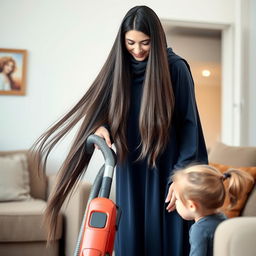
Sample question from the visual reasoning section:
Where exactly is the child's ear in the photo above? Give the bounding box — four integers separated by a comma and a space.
187, 200, 198, 212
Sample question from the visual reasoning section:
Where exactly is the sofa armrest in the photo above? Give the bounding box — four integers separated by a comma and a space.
62, 180, 92, 256
214, 217, 256, 256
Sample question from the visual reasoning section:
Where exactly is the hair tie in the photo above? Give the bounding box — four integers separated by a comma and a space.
223, 172, 231, 180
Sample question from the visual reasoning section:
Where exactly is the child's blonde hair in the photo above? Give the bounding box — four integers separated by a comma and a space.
172, 165, 254, 210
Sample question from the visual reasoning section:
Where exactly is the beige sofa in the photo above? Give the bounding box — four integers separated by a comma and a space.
0, 150, 92, 256
208, 142, 256, 256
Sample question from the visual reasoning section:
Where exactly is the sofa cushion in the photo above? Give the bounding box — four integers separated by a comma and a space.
210, 163, 256, 218
0, 199, 62, 242
0, 241, 59, 256
0, 150, 47, 200
0, 153, 31, 201
209, 142, 256, 166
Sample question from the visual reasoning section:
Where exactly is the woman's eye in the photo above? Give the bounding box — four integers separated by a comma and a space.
142, 41, 150, 45
127, 41, 134, 45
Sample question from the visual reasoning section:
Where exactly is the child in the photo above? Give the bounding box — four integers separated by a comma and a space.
171, 164, 254, 256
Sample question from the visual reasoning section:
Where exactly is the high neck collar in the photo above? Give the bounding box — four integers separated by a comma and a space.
130, 56, 148, 77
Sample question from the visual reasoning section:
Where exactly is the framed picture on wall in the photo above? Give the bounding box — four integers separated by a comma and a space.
0, 48, 27, 95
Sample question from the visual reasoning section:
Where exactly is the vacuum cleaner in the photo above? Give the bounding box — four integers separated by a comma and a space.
73, 134, 121, 256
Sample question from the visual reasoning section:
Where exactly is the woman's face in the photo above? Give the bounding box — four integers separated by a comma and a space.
125, 30, 151, 61
3, 61, 14, 74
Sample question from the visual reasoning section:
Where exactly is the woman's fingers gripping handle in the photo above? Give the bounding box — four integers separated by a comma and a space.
94, 126, 112, 148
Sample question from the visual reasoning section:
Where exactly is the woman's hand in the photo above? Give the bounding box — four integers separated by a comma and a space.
94, 126, 112, 148
165, 183, 176, 212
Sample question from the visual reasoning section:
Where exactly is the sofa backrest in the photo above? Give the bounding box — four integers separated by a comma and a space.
0, 150, 47, 200
208, 142, 256, 167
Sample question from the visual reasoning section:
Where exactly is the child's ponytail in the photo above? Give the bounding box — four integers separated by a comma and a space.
223, 169, 254, 208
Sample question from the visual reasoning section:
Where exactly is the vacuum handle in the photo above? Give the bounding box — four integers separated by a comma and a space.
85, 134, 116, 168
85, 134, 116, 198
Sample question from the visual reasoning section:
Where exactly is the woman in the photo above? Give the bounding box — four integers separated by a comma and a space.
32, 5, 208, 256
0, 57, 16, 90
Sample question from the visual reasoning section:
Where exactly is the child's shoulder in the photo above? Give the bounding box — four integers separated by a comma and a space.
207, 213, 227, 222
193, 213, 227, 233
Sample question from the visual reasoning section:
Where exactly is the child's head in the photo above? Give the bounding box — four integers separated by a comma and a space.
171, 165, 254, 220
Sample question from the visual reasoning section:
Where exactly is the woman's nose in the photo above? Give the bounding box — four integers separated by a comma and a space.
133, 45, 142, 54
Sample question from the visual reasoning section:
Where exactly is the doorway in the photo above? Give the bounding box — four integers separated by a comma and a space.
162, 20, 235, 148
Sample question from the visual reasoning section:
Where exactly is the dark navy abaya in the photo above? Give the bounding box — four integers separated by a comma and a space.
115, 48, 208, 256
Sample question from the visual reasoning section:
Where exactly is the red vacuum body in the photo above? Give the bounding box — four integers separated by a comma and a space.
79, 198, 117, 256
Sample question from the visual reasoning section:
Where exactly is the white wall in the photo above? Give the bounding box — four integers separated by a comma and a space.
232, 0, 256, 146
248, 0, 256, 146
0, 0, 236, 182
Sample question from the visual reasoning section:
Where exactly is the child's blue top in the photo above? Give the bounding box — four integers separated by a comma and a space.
189, 213, 227, 256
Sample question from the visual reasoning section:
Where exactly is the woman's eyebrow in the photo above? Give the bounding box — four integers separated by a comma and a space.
126, 38, 150, 43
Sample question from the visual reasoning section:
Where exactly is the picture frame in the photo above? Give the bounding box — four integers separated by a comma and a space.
0, 48, 27, 95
